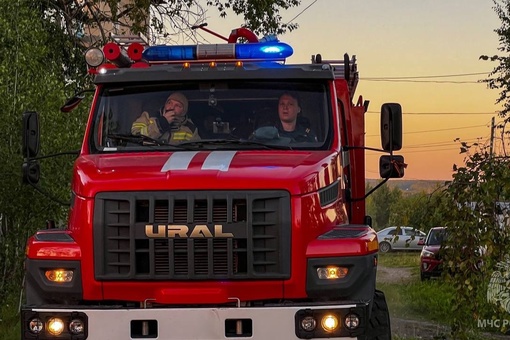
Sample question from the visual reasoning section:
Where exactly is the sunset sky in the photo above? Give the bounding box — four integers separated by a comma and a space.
191, 0, 504, 180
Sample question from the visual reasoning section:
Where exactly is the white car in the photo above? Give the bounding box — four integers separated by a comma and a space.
377, 226, 426, 253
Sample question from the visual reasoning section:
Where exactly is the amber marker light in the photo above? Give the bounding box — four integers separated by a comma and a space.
235, 61, 243, 67
183, 62, 191, 69
316, 266, 348, 279
47, 317, 65, 336
209, 61, 217, 68
367, 235, 379, 252
45, 269, 74, 283
321, 314, 339, 332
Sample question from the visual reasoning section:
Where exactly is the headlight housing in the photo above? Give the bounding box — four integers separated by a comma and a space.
420, 249, 435, 258
295, 307, 365, 338
23, 311, 88, 339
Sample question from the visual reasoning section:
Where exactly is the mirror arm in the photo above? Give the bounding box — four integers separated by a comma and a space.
350, 177, 389, 202
25, 176, 70, 207
29, 150, 80, 161
343, 145, 386, 153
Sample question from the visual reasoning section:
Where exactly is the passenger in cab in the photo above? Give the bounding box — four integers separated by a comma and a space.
131, 92, 200, 143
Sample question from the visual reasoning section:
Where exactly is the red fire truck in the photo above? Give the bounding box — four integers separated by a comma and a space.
21, 27, 404, 339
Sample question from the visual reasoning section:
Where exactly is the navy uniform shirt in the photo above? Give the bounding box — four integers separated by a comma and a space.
277, 124, 318, 143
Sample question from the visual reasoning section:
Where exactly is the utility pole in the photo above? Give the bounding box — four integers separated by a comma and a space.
489, 116, 495, 158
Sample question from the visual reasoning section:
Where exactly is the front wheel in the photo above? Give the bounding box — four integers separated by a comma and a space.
420, 271, 430, 281
379, 242, 391, 253
364, 289, 391, 340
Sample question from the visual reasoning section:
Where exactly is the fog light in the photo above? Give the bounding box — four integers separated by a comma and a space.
300, 316, 317, 331
345, 314, 360, 330
317, 266, 348, 279
47, 317, 65, 336
28, 318, 43, 334
45, 269, 74, 283
69, 319, 85, 334
321, 314, 339, 332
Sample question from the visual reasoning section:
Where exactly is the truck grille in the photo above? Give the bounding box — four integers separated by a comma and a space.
93, 191, 291, 280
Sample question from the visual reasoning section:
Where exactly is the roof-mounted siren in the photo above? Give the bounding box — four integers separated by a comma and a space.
111, 34, 148, 63
103, 42, 132, 68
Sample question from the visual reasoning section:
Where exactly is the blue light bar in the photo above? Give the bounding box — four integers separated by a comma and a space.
143, 45, 196, 61
235, 42, 293, 59
143, 42, 293, 62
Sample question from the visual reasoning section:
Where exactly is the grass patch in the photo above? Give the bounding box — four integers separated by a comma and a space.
377, 252, 454, 325
0, 294, 21, 340
378, 279, 454, 324
378, 252, 421, 268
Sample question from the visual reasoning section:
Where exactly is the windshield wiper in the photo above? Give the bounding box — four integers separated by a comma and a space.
179, 139, 293, 150
107, 133, 168, 146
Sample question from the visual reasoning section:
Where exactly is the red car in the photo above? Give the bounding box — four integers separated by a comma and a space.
420, 227, 447, 281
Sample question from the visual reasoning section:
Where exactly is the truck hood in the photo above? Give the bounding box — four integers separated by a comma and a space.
73, 150, 340, 198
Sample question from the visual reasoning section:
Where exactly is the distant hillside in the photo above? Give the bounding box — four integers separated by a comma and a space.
366, 179, 447, 195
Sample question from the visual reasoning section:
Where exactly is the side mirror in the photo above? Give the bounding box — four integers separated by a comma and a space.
22, 160, 40, 184
418, 239, 425, 246
22, 111, 40, 158
380, 103, 402, 151
379, 155, 405, 178
60, 93, 85, 113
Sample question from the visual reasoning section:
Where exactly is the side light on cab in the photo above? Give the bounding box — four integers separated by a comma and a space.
45, 269, 74, 283
316, 266, 348, 279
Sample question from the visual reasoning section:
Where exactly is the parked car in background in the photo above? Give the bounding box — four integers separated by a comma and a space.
377, 226, 426, 253
420, 227, 447, 281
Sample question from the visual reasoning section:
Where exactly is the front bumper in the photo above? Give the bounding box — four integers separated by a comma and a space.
22, 303, 368, 340
420, 258, 442, 276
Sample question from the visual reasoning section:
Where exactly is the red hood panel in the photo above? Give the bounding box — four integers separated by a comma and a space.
73, 150, 340, 197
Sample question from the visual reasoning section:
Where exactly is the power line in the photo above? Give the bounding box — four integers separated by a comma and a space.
405, 138, 483, 149
366, 124, 488, 138
362, 79, 481, 84
367, 111, 497, 115
286, 0, 318, 25
363, 72, 490, 80
404, 124, 488, 135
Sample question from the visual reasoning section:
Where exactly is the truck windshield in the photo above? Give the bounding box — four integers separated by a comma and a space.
89, 81, 331, 152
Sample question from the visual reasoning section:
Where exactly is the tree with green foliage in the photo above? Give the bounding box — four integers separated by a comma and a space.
389, 186, 448, 233
0, 1, 87, 333
39, 0, 300, 49
366, 183, 402, 230
437, 1, 510, 337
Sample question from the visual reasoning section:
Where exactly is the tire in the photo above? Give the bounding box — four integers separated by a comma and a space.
420, 271, 429, 281
379, 242, 391, 253
364, 289, 391, 340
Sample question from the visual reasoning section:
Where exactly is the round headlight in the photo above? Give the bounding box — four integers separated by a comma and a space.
47, 317, 65, 336
28, 318, 43, 334
344, 313, 360, 330
301, 316, 317, 331
85, 48, 105, 67
69, 319, 85, 334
